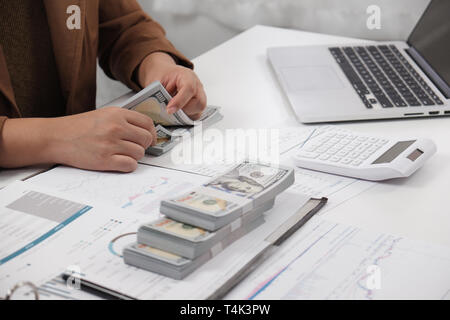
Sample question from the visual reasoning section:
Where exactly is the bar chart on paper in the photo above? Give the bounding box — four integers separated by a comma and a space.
0, 181, 152, 298
0, 190, 91, 266
226, 218, 450, 300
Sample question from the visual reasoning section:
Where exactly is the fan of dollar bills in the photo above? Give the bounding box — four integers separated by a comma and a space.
120, 81, 223, 156
123, 161, 295, 280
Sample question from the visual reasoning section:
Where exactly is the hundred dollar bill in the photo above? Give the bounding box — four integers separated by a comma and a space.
161, 161, 294, 230
146, 217, 212, 242
120, 81, 188, 126
120, 81, 222, 126
138, 198, 274, 259
124, 216, 265, 280
146, 125, 180, 156
120, 81, 223, 155
171, 192, 238, 216
205, 162, 290, 199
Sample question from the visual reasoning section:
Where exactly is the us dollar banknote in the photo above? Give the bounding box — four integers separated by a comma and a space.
160, 161, 294, 230
146, 125, 181, 156
119, 81, 223, 156
138, 198, 273, 259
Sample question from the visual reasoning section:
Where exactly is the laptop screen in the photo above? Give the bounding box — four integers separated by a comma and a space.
407, 0, 450, 89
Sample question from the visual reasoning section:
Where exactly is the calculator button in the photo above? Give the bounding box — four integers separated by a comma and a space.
355, 145, 368, 153
343, 146, 355, 152
349, 151, 360, 158
366, 146, 379, 154
351, 160, 363, 166
376, 140, 388, 147
357, 137, 368, 142
319, 154, 331, 160
337, 150, 349, 157
327, 147, 340, 154
330, 156, 341, 162
340, 158, 352, 165
316, 146, 328, 153
359, 152, 372, 160
368, 138, 379, 143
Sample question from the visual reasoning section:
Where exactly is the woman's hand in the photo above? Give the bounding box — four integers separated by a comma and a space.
0, 107, 157, 172
53, 107, 157, 172
137, 52, 207, 120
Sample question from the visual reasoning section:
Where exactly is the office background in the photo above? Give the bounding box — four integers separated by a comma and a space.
96, 0, 430, 107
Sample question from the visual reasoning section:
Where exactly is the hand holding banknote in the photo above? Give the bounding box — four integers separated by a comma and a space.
120, 81, 223, 156
137, 52, 207, 120
52, 107, 157, 172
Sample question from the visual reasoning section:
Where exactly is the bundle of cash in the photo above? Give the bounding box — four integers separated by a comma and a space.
123, 216, 264, 280
137, 198, 274, 259
123, 161, 295, 280
148, 125, 180, 156
120, 81, 223, 156
160, 161, 295, 231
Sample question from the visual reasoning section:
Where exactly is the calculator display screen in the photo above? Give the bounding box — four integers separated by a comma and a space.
372, 140, 416, 164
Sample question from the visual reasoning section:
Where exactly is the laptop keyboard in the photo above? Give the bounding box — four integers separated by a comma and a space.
329, 45, 443, 109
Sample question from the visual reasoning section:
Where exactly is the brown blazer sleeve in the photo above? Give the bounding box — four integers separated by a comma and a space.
98, 0, 193, 92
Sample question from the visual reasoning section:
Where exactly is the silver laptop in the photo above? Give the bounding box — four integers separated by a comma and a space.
268, 0, 450, 123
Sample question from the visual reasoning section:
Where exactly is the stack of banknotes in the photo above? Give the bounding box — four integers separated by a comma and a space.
120, 81, 223, 156
123, 161, 295, 280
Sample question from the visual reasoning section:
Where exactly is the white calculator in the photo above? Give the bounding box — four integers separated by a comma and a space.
293, 126, 437, 181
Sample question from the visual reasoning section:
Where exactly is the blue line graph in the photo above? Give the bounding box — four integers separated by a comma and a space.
121, 177, 169, 208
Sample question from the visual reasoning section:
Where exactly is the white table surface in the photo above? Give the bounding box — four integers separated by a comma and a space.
192, 25, 450, 247
2, 25, 449, 249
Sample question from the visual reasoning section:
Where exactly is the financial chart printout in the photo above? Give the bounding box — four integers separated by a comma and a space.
54, 191, 309, 299
0, 190, 91, 265
0, 181, 147, 297
28, 161, 378, 299
226, 218, 450, 300
29, 164, 208, 217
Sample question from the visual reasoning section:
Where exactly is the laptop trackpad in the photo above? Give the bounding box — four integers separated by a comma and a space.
281, 66, 344, 91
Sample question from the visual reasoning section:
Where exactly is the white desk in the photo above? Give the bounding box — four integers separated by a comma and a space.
190, 25, 450, 248
1, 25, 449, 299
3, 25, 449, 246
